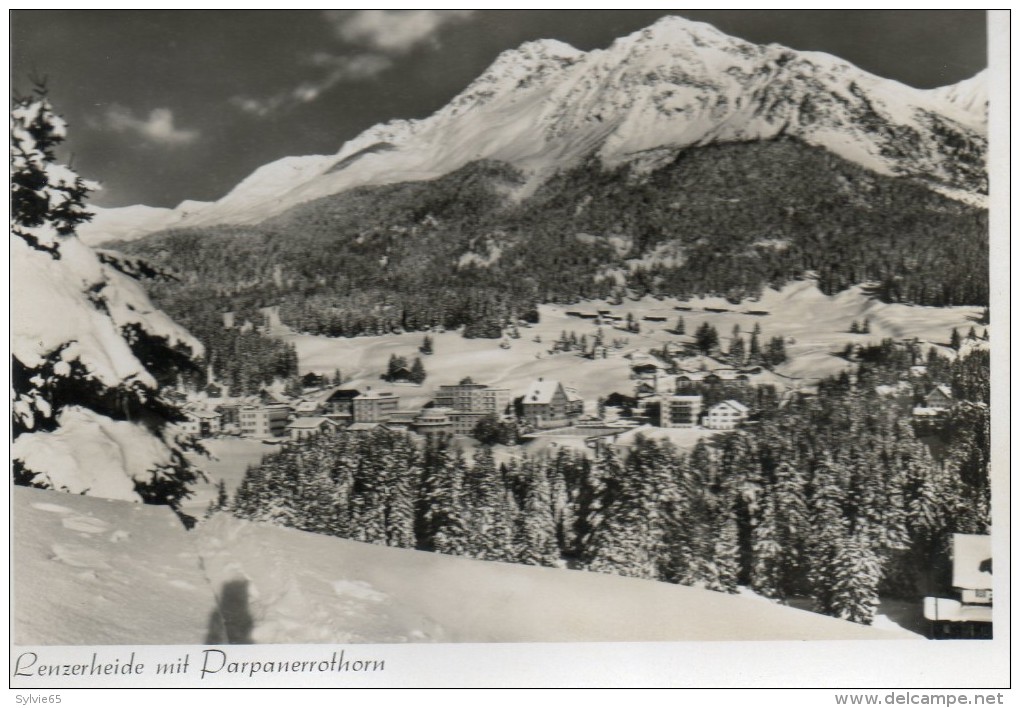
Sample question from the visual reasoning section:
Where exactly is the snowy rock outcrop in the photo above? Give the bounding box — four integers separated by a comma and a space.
90, 15, 987, 239
12, 95, 204, 506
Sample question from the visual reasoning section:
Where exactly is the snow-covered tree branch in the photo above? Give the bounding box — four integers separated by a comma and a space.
11, 89, 206, 515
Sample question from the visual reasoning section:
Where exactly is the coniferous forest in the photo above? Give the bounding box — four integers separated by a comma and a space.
220, 349, 990, 626
121, 139, 987, 344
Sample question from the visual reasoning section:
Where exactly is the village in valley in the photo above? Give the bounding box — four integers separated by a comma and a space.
178, 291, 989, 456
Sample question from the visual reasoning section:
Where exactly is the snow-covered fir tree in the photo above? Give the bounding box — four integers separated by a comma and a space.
11, 89, 204, 515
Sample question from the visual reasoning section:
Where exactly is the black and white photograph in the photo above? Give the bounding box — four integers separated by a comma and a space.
9, 9, 1008, 691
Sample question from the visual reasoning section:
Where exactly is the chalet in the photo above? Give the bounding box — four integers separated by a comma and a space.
353, 388, 399, 423
635, 381, 658, 399
181, 409, 222, 438
322, 388, 361, 415
387, 365, 414, 384
286, 416, 337, 441
564, 387, 584, 418
631, 362, 660, 379
661, 394, 702, 429
294, 400, 326, 416
923, 534, 992, 639
521, 378, 582, 429
703, 400, 749, 430
953, 533, 993, 605
239, 404, 291, 438
643, 315, 668, 322
925, 385, 953, 409
604, 392, 637, 409
259, 389, 293, 407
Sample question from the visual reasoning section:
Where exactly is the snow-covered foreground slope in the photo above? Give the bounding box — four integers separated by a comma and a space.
90, 16, 986, 240
13, 486, 912, 645
12, 486, 222, 645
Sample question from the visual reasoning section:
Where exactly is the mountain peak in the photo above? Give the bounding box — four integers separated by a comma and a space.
91, 16, 987, 237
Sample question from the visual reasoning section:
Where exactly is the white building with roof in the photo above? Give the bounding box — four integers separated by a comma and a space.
353, 388, 399, 423
925, 384, 954, 409
521, 378, 582, 429
703, 399, 749, 430
239, 404, 291, 438
286, 416, 337, 441
181, 409, 222, 438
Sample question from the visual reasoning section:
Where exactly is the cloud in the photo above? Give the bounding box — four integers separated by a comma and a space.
233, 10, 474, 117
101, 105, 198, 145
324, 10, 475, 55
231, 52, 394, 116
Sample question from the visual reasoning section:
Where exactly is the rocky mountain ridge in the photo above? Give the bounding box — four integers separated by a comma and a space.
80, 16, 987, 245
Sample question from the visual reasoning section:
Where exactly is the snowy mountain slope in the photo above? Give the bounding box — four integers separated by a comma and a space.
12, 487, 912, 645
78, 201, 216, 246
194, 513, 911, 643
12, 486, 222, 645
91, 16, 986, 240
926, 69, 988, 125
77, 205, 176, 246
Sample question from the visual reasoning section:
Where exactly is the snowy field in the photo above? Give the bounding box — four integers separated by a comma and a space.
277, 281, 983, 408
12, 486, 222, 645
13, 487, 916, 645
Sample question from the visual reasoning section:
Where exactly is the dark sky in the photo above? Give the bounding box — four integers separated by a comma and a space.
11, 10, 988, 209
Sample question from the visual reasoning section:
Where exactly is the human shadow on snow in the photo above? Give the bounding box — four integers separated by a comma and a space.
205, 579, 254, 644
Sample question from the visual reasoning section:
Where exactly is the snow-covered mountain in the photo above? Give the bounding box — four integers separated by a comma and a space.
926, 68, 988, 123
77, 201, 214, 246
89, 16, 987, 242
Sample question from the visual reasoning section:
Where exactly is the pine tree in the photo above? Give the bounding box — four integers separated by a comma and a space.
729, 336, 745, 363
674, 316, 686, 335
205, 479, 230, 518
11, 88, 204, 517
695, 322, 719, 354
384, 433, 421, 549
419, 441, 470, 555
950, 327, 961, 351
409, 357, 427, 384
419, 334, 434, 355
585, 436, 670, 580
749, 327, 762, 362
825, 531, 882, 625
513, 460, 560, 567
